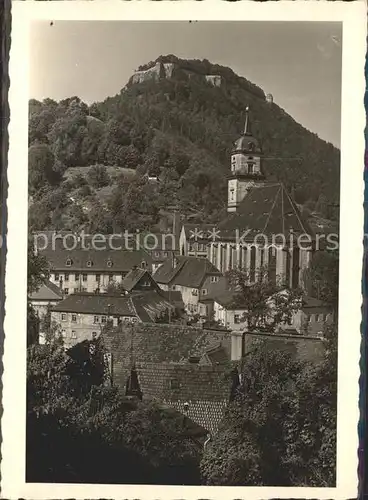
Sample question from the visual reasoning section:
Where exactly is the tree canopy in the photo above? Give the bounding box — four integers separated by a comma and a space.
28, 55, 340, 233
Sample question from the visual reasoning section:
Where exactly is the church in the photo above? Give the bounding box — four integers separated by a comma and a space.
179, 107, 315, 289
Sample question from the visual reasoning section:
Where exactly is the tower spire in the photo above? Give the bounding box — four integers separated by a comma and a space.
244, 106, 250, 135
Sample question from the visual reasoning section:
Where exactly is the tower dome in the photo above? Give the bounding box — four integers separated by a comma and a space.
228, 107, 265, 213
232, 107, 262, 155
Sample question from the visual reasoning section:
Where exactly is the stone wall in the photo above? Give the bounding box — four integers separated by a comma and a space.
102, 322, 231, 391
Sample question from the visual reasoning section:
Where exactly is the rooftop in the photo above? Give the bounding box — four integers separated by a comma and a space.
28, 280, 63, 301
51, 290, 175, 322
219, 182, 314, 238
154, 255, 222, 288
135, 362, 232, 435
40, 248, 153, 273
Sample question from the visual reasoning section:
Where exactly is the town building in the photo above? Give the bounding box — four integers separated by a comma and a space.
153, 255, 224, 317
50, 290, 177, 347
42, 248, 153, 295
121, 267, 160, 293
28, 280, 63, 319
179, 108, 315, 289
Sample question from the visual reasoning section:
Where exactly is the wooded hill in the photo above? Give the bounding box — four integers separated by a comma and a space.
28, 55, 340, 233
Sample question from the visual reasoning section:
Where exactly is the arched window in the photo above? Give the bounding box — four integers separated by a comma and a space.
66, 258, 72, 267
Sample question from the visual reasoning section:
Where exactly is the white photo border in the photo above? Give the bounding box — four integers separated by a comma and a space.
2, 1, 366, 499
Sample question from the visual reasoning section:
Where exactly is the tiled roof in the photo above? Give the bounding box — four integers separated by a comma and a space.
154, 256, 222, 288
40, 248, 153, 273
131, 291, 175, 323
121, 268, 157, 292
103, 322, 231, 366
135, 362, 231, 435
52, 293, 135, 316
219, 182, 314, 238
159, 290, 185, 309
51, 290, 174, 322
29, 280, 63, 301
212, 290, 247, 310
201, 343, 230, 365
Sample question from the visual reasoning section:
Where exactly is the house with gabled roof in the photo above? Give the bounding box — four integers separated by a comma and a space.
153, 255, 223, 317
29, 280, 63, 317
28, 280, 64, 344
121, 267, 160, 293
50, 290, 177, 348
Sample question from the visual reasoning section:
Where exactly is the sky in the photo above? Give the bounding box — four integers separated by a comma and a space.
30, 21, 342, 147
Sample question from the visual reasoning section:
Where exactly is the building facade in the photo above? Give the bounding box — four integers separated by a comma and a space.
179, 108, 315, 289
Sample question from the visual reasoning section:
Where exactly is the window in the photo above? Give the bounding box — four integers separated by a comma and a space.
74, 288, 79, 293
107, 260, 113, 268
61, 329, 66, 338
192, 289, 198, 296
94, 316, 100, 324
141, 261, 147, 269
82, 287, 87, 292
55, 273, 60, 281
71, 331, 77, 339
155, 251, 160, 258
61, 313, 67, 321
64, 273, 69, 282
75, 273, 80, 280
210, 276, 219, 283
234, 314, 241, 324
96, 274, 101, 282
82, 274, 87, 281
163, 252, 168, 258
170, 379, 180, 390
64, 288, 69, 295
66, 258, 72, 267
171, 285, 176, 291
71, 314, 77, 322
202, 289, 208, 295
101, 316, 107, 324
248, 163, 254, 174
87, 260, 93, 267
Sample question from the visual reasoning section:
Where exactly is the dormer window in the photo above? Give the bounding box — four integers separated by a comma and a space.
87, 260, 93, 268
107, 259, 113, 268
248, 141, 255, 151
66, 258, 72, 267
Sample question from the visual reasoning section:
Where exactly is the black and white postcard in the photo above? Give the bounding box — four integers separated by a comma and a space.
2, 2, 366, 499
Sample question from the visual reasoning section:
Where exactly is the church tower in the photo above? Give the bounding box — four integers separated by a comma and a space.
227, 107, 265, 212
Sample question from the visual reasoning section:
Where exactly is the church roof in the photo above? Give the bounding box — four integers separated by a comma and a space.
220, 182, 314, 239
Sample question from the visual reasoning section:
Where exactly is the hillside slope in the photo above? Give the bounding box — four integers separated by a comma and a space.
28, 55, 340, 233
